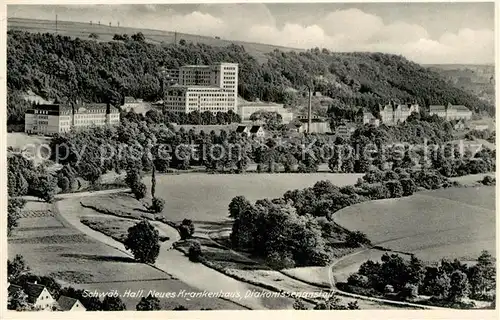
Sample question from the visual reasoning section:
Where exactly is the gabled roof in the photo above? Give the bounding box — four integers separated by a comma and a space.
450, 105, 470, 112
429, 105, 446, 112
57, 296, 80, 311
8, 284, 23, 295
249, 125, 263, 133
24, 283, 47, 302
124, 96, 137, 103
236, 125, 248, 132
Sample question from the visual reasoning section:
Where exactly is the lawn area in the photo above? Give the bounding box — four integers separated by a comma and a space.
9, 212, 170, 284
139, 173, 362, 222
334, 186, 495, 263
7, 132, 49, 149
80, 216, 171, 243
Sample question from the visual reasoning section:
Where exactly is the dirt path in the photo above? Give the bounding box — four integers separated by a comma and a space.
55, 196, 284, 310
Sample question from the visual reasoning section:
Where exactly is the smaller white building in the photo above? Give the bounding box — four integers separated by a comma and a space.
57, 296, 86, 311
336, 123, 357, 139
237, 101, 294, 124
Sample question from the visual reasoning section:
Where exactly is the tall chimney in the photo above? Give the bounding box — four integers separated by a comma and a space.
307, 87, 312, 134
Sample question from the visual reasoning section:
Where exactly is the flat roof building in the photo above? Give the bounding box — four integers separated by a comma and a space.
164, 62, 238, 114
237, 101, 294, 124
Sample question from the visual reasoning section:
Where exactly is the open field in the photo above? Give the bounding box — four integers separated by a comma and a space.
7, 132, 49, 149
142, 173, 363, 222
8, 17, 302, 63
81, 173, 362, 223
9, 200, 244, 310
334, 186, 495, 263
449, 172, 496, 186
8, 202, 170, 284
80, 216, 171, 243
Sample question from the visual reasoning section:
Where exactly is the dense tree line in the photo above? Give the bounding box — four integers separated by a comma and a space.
228, 168, 455, 268
345, 250, 496, 308
7, 31, 493, 126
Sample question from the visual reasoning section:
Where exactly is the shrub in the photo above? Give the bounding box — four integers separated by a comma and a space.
308, 248, 332, 266
399, 283, 419, 300
481, 175, 496, 186
385, 180, 404, 198
293, 299, 308, 310
348, 274, 370, 288
346, 231, 371, 247
400, 178, 417, 196
173, 305, 188, 310
266, 250, 296, 269
58, 176, 70, 193
179, 219, 195, 240
132, 182, 147, 200
136, 294, 161, 311
384, 284, 395, 294
149, 197, 165, 213
188, 240, 202, 262
124, 220, 160, 263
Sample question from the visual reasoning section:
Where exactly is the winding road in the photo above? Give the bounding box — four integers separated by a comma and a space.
53, 188, 451, 310
54, 190, 291, 310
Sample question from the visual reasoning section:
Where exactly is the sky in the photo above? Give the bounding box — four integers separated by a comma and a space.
7, 2, 496, 64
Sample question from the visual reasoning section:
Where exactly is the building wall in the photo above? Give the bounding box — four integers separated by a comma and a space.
70, 301, 86, 311
298, 122, 331, 134
25, 105, 120, 135
238, 104, 294, 124
174, 63, 238, 112
34, 288, 55, 310
165, 87, 232, 113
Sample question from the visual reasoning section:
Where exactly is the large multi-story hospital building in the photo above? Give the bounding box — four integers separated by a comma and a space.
163, 62, 238, 114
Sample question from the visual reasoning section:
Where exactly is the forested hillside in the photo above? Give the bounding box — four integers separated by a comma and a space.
7, 30, 493, 125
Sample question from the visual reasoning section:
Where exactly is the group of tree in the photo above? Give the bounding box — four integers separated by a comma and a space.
124, 220, 161, 264
7, 30, 493, 127
228, 166, 462, 269
112, 32, 146, 42
8, 255, 127, 311
345, 251, 496, 307
159, 109, 241, 125
293, 295, 360, 310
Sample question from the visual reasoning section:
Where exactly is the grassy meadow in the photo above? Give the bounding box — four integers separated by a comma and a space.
141, 173, 363, 222
8, 17, 302, 63
334, 186, 495, 263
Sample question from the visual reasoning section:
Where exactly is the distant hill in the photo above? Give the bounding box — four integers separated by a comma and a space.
424, 64, 495, 108
7, 17, 303, 63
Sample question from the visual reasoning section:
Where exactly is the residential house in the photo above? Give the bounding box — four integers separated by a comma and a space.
9, 282, 56, 310
355, 108, 380, 127
474, 124, 490, 131
121, 96, 144, 112
451, 119, 466, 131
297, 119, 332, 134
57, 296, 86, 311
237, 101, 294, 124
236, 125, 250, 136
336, 123, 357, 139
249, 125, 265, 138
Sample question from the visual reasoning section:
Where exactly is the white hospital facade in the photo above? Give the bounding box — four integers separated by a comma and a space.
163, 62, 238, 114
